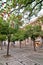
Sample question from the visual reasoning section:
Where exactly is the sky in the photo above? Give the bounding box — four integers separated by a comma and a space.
2, 0, 6, 2
38, 9, 43, 17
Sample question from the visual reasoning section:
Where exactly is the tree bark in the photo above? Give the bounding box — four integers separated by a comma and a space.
1, 41, 3, 50
41, 37, 43, 48
7, 35, 10, 56
33, 40, 36, 51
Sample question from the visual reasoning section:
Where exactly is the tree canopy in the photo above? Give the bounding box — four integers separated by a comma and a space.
0, 0, 43, 19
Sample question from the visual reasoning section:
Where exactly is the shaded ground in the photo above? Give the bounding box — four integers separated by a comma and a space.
0, 44, 43, 65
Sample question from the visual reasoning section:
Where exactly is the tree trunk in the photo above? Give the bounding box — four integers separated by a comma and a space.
1, 41, 3, 50
42, 38, 43, 46
7, 35, 10, 56
20, 41, 21, 48
41, 37, 43, 47
40, 37, 43, 48
33, 40, 36, 51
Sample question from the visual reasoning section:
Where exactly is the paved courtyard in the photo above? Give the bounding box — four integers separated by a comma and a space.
0, 44, 43, 65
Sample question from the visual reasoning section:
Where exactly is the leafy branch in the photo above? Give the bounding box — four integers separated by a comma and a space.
29, 0, 43, 16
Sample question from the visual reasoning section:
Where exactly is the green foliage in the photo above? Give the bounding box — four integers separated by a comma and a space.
11, 29, 25, 41
0, 0, 43, 18
18, 30, 25, 41
12, 0, 16, 7
0, 16, 3, 23
8, 14, 23, 29
0, 23, 17, 35
37, 16, 43, 23
24, 24, 41, 40
0, 34, 7, 41
31, 25, 41, 40
40, 31, 43, 38
25, 25, 33, 37
32, 25, 41, 32
11, 0, 43, 18
36, 0, 41, 3
12, 0, 32, 6
11, 24, 41, 41
0, 13, 23, 42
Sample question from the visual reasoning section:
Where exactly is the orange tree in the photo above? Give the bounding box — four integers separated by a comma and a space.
0, 13, 23, 56
25, 24, 41, 51
0, 16, 16, 56
31, 25, 41, 51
